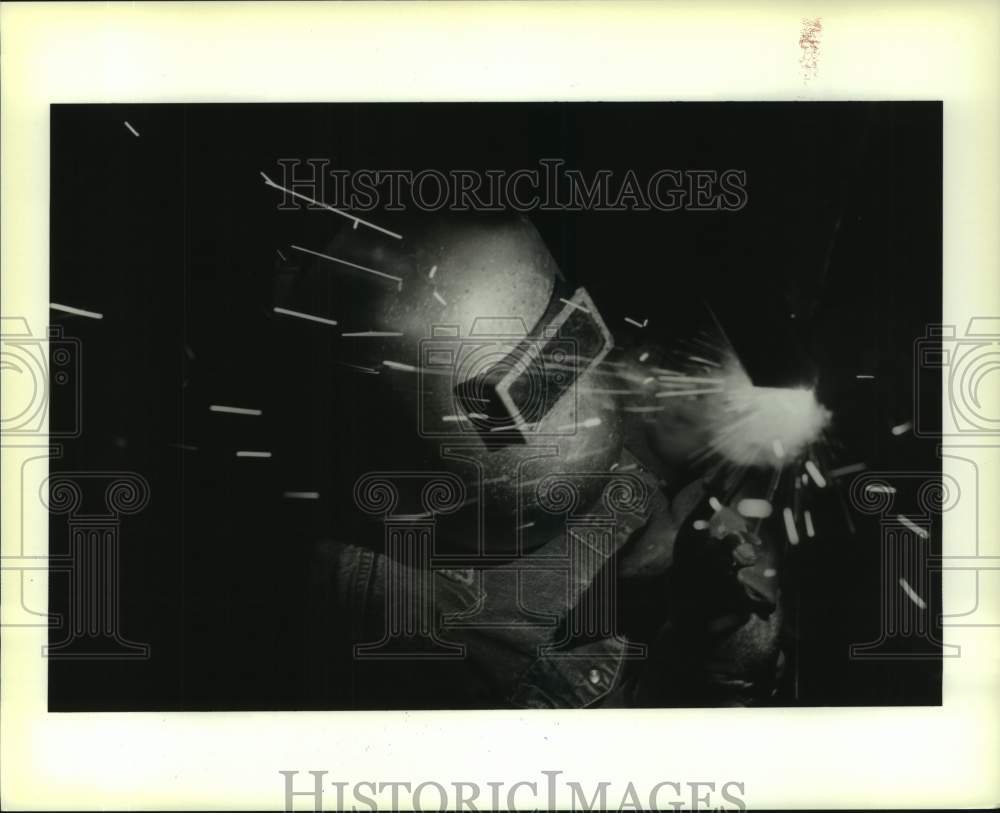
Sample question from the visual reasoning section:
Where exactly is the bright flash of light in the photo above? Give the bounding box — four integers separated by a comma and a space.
705, 356, 832, 469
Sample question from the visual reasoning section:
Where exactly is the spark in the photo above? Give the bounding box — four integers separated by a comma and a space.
639, 352, 650, 363
291, 244, 403, 286
706, 357, 831, 468
897, 515, 929, 539
559, 297, 590, 314
383, 359, 418, 373
50, 302, 103, 320
556, 417, 602, 431
804, 509, 816, 538
517, 521, 536, 530
209, 405, 262, 416
236, 451, 272, 459
334, 361, 380, 375
489, 422, 538, 433
891, 420, 913, 436
693, 519, 710, 530
124, 121, 140, 137
658, 376, 722, 386
433, 290, 448, 306
276, 248, 287, 261
443, 413, 488, 422
782, 507, 800, 545
428, 265, 437, 279
283, 491, 320, 500
801, 473, 809, 484
856, 374, 875, 380
624, 317, 648, 328
688, 355, 721, 368
865, 484, 896, 494
260, 172, 402, 240
898, 577, 927, 609
708, 496, 723, 512
737, 498, 773, 519
341, 331, 403, 337
772, 439, 786, 459
804, 460, 827, 488
642, 377, 655, 386
830, 462, 867, 477
763, 568, 777, 578
655, 388, 725, 398
273, 306, 337, 327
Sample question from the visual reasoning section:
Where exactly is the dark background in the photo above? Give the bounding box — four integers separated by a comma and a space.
49, 102, 942, 710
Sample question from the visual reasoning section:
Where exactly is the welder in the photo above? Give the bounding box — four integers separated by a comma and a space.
292, 213, 791, 708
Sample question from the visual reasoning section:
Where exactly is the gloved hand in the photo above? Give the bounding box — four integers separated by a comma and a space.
629, 491, 786, 706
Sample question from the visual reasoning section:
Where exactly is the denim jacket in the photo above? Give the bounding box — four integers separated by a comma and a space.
309, 451, 783, 709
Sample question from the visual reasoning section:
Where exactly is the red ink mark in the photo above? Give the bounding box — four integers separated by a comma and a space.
799, 17, 823, 83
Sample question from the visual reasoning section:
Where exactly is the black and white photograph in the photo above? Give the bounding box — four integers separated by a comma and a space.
46, 101, 943, 711
2, 3, 998, 811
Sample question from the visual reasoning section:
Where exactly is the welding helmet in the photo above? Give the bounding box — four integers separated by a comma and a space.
275, 214, 623, 554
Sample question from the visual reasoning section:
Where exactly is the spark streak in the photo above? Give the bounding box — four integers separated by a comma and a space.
782, 507, 800, 545
433, 290, 448, 306
556, 417, 602, 431
236, 451, 272, 459
124, 121, 140, 137
804, 510, 816, 538
335, 361, 380, 375
898, 577, 927, 609
891, 420, 913, 436
341, 331, 403, 337
737, 498, 773, 519
624, 317, 648, 328
260, 172, 402, 239
655, 388, 725, 399
830, 462, 867, 477
273, 306, 338, 327
897, 515, 929, 539
428, 265, 437, 279
291, 244, 403, 286
804, 460, 827, 488
50, 303, 103, 320
559, 297, 590, 314
383, 360, 418, 373
209, 405, 262, 416
283, 491, 320, 500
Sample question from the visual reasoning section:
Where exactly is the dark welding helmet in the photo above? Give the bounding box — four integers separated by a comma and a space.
276, 214, 623, 554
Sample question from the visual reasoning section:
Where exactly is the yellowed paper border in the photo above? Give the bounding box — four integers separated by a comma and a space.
2, 1, 998, 809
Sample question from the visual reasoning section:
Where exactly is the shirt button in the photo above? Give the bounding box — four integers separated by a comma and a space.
588, 668, 601, 685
